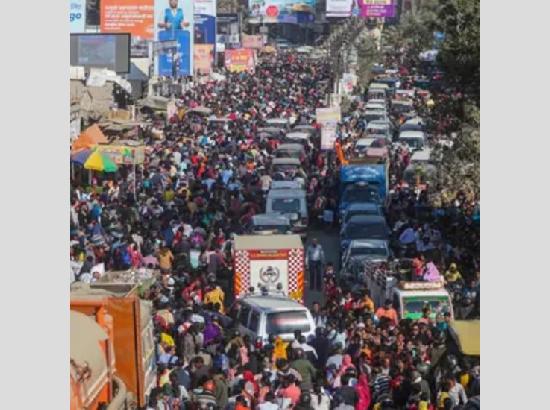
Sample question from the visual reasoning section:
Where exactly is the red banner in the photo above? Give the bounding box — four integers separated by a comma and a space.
224, 49, 255, 73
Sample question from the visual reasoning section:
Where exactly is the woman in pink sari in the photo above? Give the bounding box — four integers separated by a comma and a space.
355, 373, 371, 410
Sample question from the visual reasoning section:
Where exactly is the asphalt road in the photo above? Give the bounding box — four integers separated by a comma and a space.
303, 226, 341, 308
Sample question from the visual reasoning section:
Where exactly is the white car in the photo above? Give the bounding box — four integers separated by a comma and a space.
227, 294, 316, 343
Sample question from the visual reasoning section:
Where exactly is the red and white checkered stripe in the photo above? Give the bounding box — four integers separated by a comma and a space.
288, 248, 304, 295
234, 250, 251, 297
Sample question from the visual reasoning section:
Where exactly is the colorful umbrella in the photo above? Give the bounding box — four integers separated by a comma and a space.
70, 148, 92, 165
84, 150, 118, 173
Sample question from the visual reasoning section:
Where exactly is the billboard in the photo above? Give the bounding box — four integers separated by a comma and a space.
194, 0, 216, 45
248, 0, 317, 24
242, 34, 264, 49
154, 0, 194, 77
70, 33, 131, 73
100, 0, 154, 39
317, 106, 341, 150
194, 44, 214, 75
326, 0, 355, 17
217, 13, 240, 48
359, 0, 396, 18
70, 0, 87, 33
225, 49, 255, 73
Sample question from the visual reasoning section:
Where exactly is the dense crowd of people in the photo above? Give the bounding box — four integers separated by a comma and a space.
70, 44, 479, 410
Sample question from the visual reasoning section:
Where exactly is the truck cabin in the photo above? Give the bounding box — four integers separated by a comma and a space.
446, 320, 481, 369
393, 282, 454, 321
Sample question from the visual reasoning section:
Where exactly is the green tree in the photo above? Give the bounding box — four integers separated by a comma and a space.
436, 0, 480, 100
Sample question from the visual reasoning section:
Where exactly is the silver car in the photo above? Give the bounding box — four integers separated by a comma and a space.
228, 294, 316, 343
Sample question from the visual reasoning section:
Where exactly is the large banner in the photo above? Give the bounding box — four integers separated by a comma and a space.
242, 34, 264, 49
194, 0, 217, 44
217, 14, 240, 48
248, 0, 317, 23
154, 0, 194, 77
194, 44, 214, 74
317, 106, 341, 150
100, 0, 154, 39
326, 0, 354, 17
96, 145, 146, 165
359, 0, 396, 18
70, 0, 87, 33
225, 49, 255, 73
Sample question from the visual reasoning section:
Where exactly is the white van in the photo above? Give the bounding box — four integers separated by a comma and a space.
366, 269, 454, 321
398, 130, 426, 150
228, 294, 316, 343
266, 188, 308, 237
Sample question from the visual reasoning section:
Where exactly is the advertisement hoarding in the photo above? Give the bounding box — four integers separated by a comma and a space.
326, 0, 354, 17
316, 106, 341, 123
242, 34, 264, 49
317, 106, 341, 151
248, 0, 317, 24
194, 44, 214, 74
70, 33, 131, 73
70, 0, 87, 33
100, 0, 154, 39
359, 0, 396, 18
224, 49, 255, 73
217, 13, 240, 48
194, 0, 216, 45
154, 0, 194, 77
96, 145, 146, 165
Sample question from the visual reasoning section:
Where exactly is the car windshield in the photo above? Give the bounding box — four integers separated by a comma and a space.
266, 311, 310, 335
402, 296, 452, 320
342, 187, 380, 203
272, 198, 301, 212
400, 137, 424, 149
345, 209, 379, 222
276, 150, 301, 158
365, 114, 385, 122
253, 224, 290, 233
274, 165, 299, 173
350, 247, 387, 256
344, 222, 389, 239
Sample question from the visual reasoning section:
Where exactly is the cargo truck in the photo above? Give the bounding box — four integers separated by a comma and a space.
70, 282, 156, 409
233, 234, 305, 303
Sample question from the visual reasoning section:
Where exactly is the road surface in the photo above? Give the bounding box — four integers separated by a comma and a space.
304, 226, 341, 308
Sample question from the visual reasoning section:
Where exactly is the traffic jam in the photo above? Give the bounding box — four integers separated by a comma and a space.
71, 44, 479, 410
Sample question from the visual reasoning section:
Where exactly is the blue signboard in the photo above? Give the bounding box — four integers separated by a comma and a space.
158, 29, 191, 77
155, 0, 194, 77
70, 0, 86, 33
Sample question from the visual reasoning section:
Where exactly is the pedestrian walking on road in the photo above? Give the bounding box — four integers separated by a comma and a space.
306, 238, 325, 291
